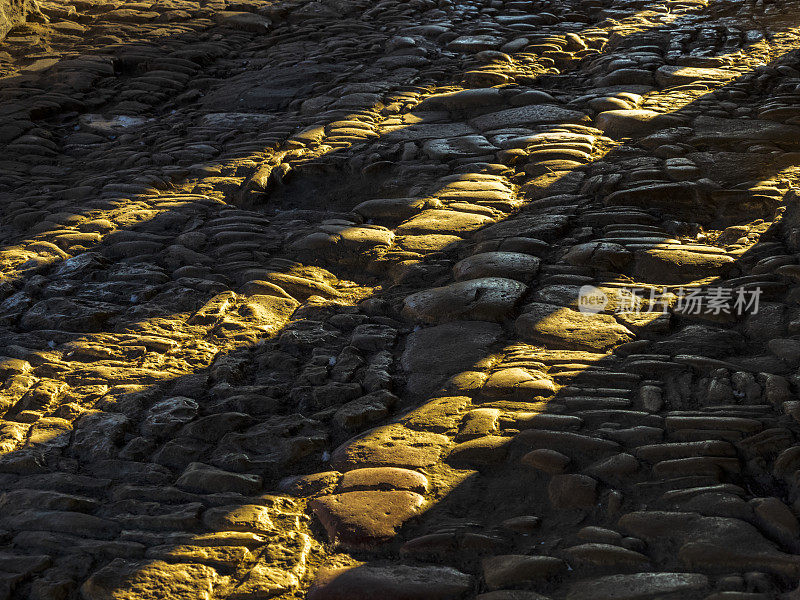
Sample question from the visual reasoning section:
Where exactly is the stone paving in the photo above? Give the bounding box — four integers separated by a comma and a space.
3, 0, 800, 598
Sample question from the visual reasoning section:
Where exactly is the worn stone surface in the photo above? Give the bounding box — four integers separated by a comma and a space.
402, 278, 527, 324
516, 303, 634, 351
566, 573, 709, 600
81, 560, 218, 600
309, 564, 473, 600
1, 0, 800, 598
309, 490, 425, 546
482, 554, 566, 589
0, 0, 28, 40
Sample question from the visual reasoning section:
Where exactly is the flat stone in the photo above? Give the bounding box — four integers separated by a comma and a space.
239, 281, 296, 300
82, 559, 218, 600
691, 116, 800, 145
453, 252, 540, 283
263, 272, 339, 300
401, 321, 502, 374
423, 135, 498, 160
178, 413, 255, 442
146, 545, 252, 570
338, 467, 429, 494
548, 474, 598, 509
330, 425, 449, 471
634, 440, 735, 462
515, 303, 634, 352
20, 298, 121, 332
605, 180, 703, 213
656, 65, 735, 87
215, 11, 272, 32
632, 248, 734, 284
590, 96, 636, 111
500, 516, 542, 535
419, 88, 505, 112
1, 0, 30, 40
652, 325, 744, 357
585, 453, 640, 482
397, 209, 495, 235
516, 429, 620, 458
202, 113, 276, 128
282, 471, 341, 497
400, 321, 501, 394
482, 555, 566, 590
449, 436, 509, 465
482, 367, 555, 399
1, 509, 120, 539
237, 293, 302, 334
309, 564, 472, 600
563, 543, 650, 567
309, 490, 425, 546
595, 110, 682, 138
401, 396, 472, 434
521, 448, 570, 474
577, 527, 624, 545
202, 505, 273, 534
0, 551, 49, 574
141, 397, 198, 439
477, 592, 552, 600
619, 511, 800, 576
459, 408, 501, 440
70, 412, 129, 460
333, 225, 396, 251
333, 394, 393, 431
597, 69, 655, 87
448, 35, 504, 52
476, 215, 568, 243
387, 118, 477, 137
563, 242, 632, 270
566, 572, 709, 600
230, 560, 301, 598
750, 497, 800, 545
403, 277, 527, 324
202, 65, 334, 111
664, 416, 762, 433
354, 198, 429, 222
398, 234, 463, 253
471, 105, 589, 131
176, 462, 261, 495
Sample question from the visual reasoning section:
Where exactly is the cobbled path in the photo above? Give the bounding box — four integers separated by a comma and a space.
3, 0, 800, 598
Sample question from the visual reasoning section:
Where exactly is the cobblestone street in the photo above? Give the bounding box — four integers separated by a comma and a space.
3, 0, 800, 598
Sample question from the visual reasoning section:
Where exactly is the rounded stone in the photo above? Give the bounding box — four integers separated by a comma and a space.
402, 277, 527, 324
453, 252, 540, 283
521, 448, 570, 474
548, 474, 598, 509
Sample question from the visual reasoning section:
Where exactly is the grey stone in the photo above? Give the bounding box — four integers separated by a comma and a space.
566, 572, 708, 600
1, 0, 29, 40
470, 105, 589, 131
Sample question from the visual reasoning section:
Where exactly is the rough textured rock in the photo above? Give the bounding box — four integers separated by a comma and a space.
548, 474, 598, 509
482, 554, 567, 589
402, 278, 527, 324
81, 560, 218, 600
1, 1, 799, 599
330, 425, 449, 471
309, 564, 473, 600
0, 0, 28, 40
309, 490, 425, 546
516, 303, 634, 351
566, 573, 709, 600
